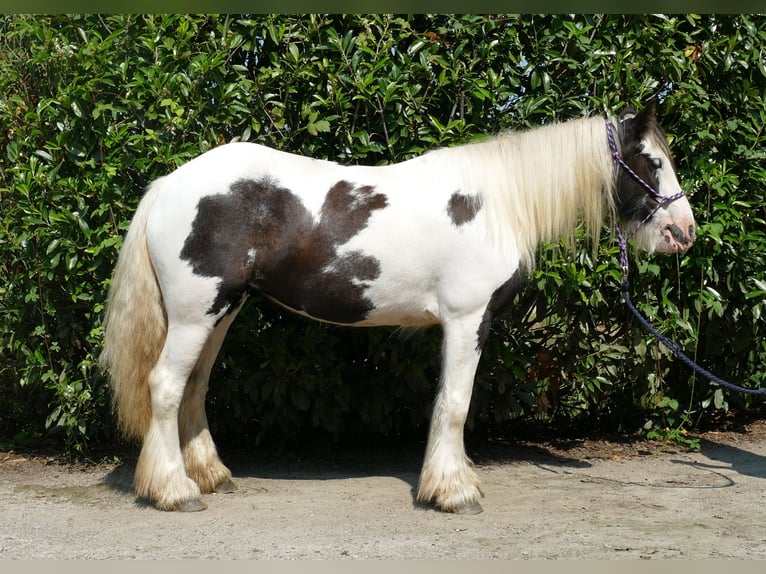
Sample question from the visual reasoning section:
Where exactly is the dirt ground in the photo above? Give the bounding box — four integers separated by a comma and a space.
1, 421, 765, 560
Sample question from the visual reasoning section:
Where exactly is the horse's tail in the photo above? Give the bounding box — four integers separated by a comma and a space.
99, 179, 167, 441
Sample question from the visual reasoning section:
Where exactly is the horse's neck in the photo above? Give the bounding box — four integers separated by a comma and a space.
456, 117, 612, 266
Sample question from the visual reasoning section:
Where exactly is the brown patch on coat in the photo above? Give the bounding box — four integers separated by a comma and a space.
476, 267, 524, 351
180, 178, 388, 324
446, 192, 482, 226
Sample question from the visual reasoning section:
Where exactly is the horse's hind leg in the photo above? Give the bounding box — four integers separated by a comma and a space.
179, 304, 244, 495
417, 310, 486, 514
134, 321, 213, 512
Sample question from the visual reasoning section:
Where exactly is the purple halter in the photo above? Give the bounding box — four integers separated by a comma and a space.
604, 119, 686, 275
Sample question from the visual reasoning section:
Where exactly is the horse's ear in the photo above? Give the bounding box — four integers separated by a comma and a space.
635, 97, 659, 126
618, 106, 637, 123
617, 99, 655, 147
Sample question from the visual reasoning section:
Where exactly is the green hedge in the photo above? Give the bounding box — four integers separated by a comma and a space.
1, 14, 765, 453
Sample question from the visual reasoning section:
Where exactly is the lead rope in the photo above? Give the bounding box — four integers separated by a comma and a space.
606, 119, 766, 396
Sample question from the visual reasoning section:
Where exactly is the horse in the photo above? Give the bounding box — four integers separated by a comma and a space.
99, 99, 696, 514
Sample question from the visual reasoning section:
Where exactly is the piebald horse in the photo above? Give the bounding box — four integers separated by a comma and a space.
100, 100, 695, 514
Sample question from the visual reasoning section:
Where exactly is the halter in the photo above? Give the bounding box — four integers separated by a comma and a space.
605, 119, 766, 396
604, 119, 686, 277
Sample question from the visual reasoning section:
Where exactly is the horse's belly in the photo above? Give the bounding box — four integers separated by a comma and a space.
261, 288, 438, 328
258, 251, 441, 327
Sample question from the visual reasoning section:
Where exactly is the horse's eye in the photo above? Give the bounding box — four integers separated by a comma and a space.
650, 157, 662, 170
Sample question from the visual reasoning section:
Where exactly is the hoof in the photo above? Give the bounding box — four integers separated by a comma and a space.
416, 497, 484, 514
215, 479, 237, 494
450, 499, 484, 515
177, 498, 208, 512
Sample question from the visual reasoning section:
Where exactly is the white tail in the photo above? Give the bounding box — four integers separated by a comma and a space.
99, 181, 167, 440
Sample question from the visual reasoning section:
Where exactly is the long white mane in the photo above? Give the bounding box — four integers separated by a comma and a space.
432, 115, 615, 268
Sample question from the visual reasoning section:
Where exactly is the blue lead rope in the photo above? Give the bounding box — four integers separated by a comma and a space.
621, 278, 766, 396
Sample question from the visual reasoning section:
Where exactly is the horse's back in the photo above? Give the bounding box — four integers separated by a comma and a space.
142, 141, 514, 327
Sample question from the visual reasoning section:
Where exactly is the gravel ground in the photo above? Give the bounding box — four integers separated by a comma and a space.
2, 421, 765, 559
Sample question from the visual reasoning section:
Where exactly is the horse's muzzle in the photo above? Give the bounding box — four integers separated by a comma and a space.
657, 222, 696, 253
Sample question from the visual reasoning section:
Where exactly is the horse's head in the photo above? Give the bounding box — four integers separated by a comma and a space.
612, 99, 696, 254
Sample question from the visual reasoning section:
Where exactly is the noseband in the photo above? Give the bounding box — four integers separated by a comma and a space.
604, 119, 687, 275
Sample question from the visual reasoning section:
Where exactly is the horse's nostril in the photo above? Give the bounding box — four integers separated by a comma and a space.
667, 223, 687, 244
668, 223, 696, 246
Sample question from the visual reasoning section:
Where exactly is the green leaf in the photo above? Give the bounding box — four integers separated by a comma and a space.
288, 42, 300, 63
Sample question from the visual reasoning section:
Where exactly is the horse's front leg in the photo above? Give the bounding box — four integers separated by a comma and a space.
417, 310, 486, 514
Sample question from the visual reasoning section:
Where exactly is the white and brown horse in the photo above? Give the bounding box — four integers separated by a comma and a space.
100, 100, 695, 514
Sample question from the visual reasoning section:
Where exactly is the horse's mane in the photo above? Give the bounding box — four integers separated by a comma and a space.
432, 115, 615, 269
